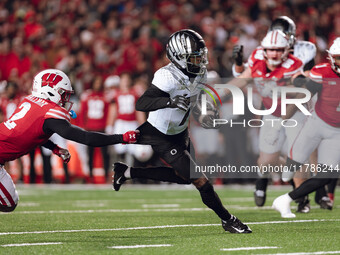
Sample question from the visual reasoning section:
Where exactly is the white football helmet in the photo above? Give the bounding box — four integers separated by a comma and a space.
32, 69, 74, 110
269, 16, 296, 48
166, 29, 208, 75
327, 37, 340, 75
261, 30, 290, 66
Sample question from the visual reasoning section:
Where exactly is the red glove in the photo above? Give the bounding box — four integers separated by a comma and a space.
123, 130, 140, 144
52, 146, 71, 163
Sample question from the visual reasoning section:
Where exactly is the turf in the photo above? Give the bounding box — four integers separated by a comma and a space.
0, 184, 339, 254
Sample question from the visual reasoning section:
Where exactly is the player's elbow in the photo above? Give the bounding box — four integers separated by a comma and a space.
135, 97, 149, 112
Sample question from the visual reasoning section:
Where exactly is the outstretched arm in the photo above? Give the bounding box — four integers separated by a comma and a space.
136, 84, 190, 112
43, 118, 138, 146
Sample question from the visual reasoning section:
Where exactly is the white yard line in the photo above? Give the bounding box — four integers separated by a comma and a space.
142, 204, 180, 208
108, 244, 172, 249
221, 246, 280, 251
1, 242, 62, 247
5, 205, 339, 215
258, 251, 340, 255
0, 219, 338, 236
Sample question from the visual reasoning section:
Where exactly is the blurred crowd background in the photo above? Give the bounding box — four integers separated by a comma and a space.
0, 0, 339, 184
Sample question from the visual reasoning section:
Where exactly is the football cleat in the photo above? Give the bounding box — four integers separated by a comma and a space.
254, 190, 266, 207
272, 194, 296, 218
222, 215, 252, 234
296, 198, 310, 213
319, 196, 333, 210
112, 162, 128, 191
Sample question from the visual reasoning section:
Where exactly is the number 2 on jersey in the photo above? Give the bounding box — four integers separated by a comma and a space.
4, 102, 31, 130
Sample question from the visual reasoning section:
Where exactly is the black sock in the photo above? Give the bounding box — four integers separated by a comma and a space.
290, 180, 309, 203
130, 166, 190, 184
327, 178, 338, 194
255, 178, 268, 191
198, 181, 231, 221
289, 177, 332, 200
314, 186, 327, 203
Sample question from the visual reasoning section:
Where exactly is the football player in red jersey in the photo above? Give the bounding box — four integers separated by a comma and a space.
79, 75, 111, 181
273, 38, 340, 218
0, 82, 26, 182
225, 30, 303, 198
0, 69, 139, 212
106, 73, 147, 164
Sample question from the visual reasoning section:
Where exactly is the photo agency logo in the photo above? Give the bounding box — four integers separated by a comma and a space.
198, 82, 223, 114
200, 83, 312, 128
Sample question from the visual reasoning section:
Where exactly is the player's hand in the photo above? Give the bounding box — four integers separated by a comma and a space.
168, 95, 190, 111
232, 45, 244, 66
52, 146, 71, 163
199, 109, 220, 129
123, 130, 140, 144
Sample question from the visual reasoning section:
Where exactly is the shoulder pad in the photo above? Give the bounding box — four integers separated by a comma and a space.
293, 41, 316, 66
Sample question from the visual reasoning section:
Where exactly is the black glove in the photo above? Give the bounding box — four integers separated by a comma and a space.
232, 45, 244, 66
168, 95, 190, 111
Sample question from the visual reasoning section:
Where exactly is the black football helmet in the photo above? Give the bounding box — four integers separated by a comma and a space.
269, 16, 296, 48
166, 29, 208, 75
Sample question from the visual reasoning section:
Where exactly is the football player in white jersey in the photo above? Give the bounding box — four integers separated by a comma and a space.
112, 29, 252, 234
232, 16, 320, 212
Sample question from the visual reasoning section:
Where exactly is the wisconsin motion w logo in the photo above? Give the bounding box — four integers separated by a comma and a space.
41, 73, 63, 88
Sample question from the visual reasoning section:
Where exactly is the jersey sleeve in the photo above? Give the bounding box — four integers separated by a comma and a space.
151, 68, 176, 93
309, 64, 324, 83
44, 106, 71, 122
247, 47, 263, 71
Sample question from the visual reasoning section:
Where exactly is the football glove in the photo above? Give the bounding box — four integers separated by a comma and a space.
52, 146, 71, 163
168, 95, 190, 112
123, 130, 140, 144
198, 109, 220, 129
232, 45, 244, 66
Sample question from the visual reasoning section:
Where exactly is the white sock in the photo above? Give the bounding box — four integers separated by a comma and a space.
124, 167, 131, 179
284, 193, 293, 203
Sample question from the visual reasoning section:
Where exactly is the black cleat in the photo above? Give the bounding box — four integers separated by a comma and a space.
222, 215, 252, 234
254, 190, 266, 207
319, 196, 333, 210
112, 162, 128, 191
296, 198, 310, 213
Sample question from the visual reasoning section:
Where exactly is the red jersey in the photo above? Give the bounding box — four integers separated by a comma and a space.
80, 90, 110, 131
114, 89, 139, 121
248, 47, 303, 117
0, 95, 70, 164
309, 63, 340, 127
0, 95, 25, 120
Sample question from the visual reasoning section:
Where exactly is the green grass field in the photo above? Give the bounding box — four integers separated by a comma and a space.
0, 184, 339, 255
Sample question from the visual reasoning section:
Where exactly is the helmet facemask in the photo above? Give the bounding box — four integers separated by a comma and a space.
185, 47, 208, 75
327, 37, 340, 75
57, 88, 74, 111
261, 30, 290, 67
